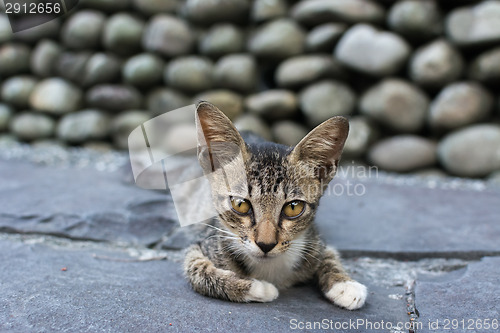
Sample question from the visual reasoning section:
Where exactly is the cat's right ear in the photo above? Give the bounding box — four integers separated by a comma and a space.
195, 101, 248, 173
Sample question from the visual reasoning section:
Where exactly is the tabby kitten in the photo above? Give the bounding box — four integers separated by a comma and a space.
184, 102, 367, 310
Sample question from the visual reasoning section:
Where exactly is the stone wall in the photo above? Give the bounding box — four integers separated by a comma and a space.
0, 0, 499, 178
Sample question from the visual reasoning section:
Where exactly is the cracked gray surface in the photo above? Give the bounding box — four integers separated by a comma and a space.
1, 146, 499, 332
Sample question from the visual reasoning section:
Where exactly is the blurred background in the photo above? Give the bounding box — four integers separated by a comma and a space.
0, 0, 499, 180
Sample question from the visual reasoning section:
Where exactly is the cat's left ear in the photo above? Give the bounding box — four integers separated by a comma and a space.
289, 116, 349, 182
195, 101, 248, 173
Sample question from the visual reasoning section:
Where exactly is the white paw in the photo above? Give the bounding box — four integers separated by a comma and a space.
245, 279, 279, 302
326, 281, 367, 310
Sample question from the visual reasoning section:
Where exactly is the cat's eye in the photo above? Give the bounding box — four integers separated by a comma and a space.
230, 197, 251, 215
282, 200, 305, 218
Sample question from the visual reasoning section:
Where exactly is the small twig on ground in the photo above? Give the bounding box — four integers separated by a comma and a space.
92, 254, 168, 262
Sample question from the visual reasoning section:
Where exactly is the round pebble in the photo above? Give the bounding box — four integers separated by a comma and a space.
0, 43, 31, 77
57, 110, 110, 144
142, 15, 194, 57
368, 136, 437, 172
251, 0, 288, 22
10, 112, 55, 141
245, 90, 297, 120
199, 24, 245, 57
469, 47, 500, 83
132, 0, 179, 15
123, 53, 165, 87
248, 19, 306, 59
343, 116, 378, 157
438, 125, 500, 177
305, 23, 347, 52
275, 55, 345, 88
213, 54, 257, 93
234, 114, 272, 141
82, 0, 130, 12
409, 39, 464, 88
61, 10, 106, 50
103, 13, 145, 55
30, 40, 62, 78
387, 0, 442, 40
86, 85, 143, 112
165, 56, 213, 93
360, 79, 430, 133
335, 24, 411, 77
0, 14, 12, 43
1, 76, 38, 109
299, 80, 356, 126
55, 51, 91, 83
30, 78, 83, 115
291, 0, 385, 26
429, 82, 493, 131
82, 53, 122, 87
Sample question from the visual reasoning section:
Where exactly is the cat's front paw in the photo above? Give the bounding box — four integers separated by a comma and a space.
245, 279, 279, 303
326, 281, 367, 310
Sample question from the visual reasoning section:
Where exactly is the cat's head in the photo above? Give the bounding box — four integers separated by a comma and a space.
196, 101, 349, 259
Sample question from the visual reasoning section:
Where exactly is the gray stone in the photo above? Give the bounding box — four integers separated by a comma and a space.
13, 19, 60, 43
343, 116, 378, 157
360, 79, 430, 133
272, 121, 308, 146
61, 10, 106, 50
55, 51, 91, 83
142, 15, 194, 57
183, 0, 250, 25
469, 47, 500, 83
438, 124, 500, 177
416, 257, 500, 326
248, 19, 306, 59
0, 43, 30, 77
387, 0, 442, 40
335, 24, 411, 77
111, 110, 150, 149
213, 54, 257, 93
131, 0, 179, 16
57, 110, 110, 144
0, 159, 173, 245
275, 55, 346, 88
316, 179, 500, 255
429, 82, 493, 131
30, 78, 83, 115
0, 237, 406, 333
0, 104, 13, 132
193, 90, 243, 120
414, 168, 448, 179
86, 85, 143, 112
82, 53, 122, 87
123, 53, 165, 87
368, 136, 437, 173
409, 39, 464, 88
1, 76, 37, 109
30, 39, 62, 78
245, 90, 297, 120
199, 24, 245, 57
251, 0, 287, 22
446, 0, 500, 47
9, 113, 55, 141
81, 0, 130, 12
146, 88, 190, 117
299, 80, 356, 126
165, 56, 213, 93
0, 13, 12, 43
488, 170, 500, 186
103, 13, 145, 56
234, 114, 272, 141
305, 23, 347, 52
292, 0, 384, 26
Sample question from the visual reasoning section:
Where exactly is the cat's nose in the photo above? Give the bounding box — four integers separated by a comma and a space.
256, 242, 277, 254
